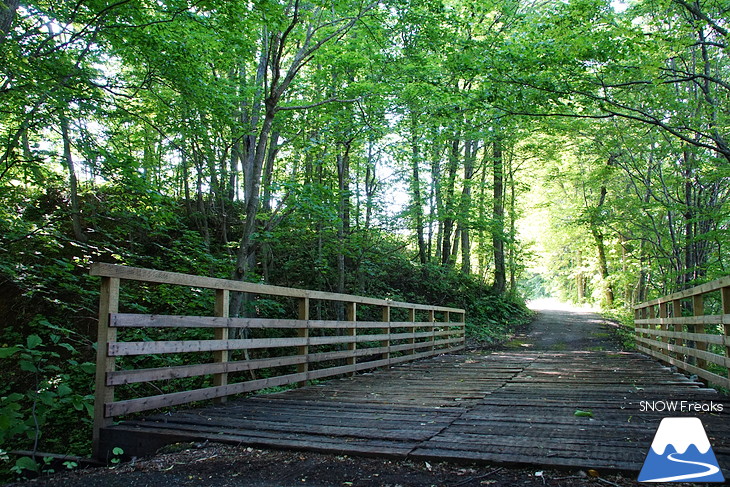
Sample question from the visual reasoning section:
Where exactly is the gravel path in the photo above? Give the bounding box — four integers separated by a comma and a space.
509, 299, 623, 352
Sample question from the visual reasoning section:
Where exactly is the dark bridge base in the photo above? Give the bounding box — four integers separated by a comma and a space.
99, 352, 730, 472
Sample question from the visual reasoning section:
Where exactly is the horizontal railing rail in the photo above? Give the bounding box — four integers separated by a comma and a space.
90, 263, 466, 457
634, 276, 730, 391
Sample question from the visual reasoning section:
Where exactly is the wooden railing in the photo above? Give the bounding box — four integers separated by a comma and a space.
634, 276, 730, 391
90, 263, 466, 457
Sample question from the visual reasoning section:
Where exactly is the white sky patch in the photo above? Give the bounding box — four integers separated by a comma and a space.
610, 0, 629, 13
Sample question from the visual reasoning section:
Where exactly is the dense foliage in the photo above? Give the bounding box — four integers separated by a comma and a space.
0, 0, 728, 477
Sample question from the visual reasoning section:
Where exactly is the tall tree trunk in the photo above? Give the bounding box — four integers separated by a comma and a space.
458, 139, 476, 274
682, 148, 695, 288
336, 141, 353, 315
262, 132, 280, 213
230, 0, 370, 313
491, 136, 506, 294
59, 114, 87, 243
430, 135, 443, 263
0, 0, 19, 39
477, 147, 490, 278
364, 140, 377, 230
441, 137, 460, 266
181, 150, 192, 216
192, 148, 211, 247
230, 102, 275, 318
589, 157, 615, 307
260, 132, 280, 282
591, 223, 614, 306
507, 153, 517, 294
409, 114, 427, 264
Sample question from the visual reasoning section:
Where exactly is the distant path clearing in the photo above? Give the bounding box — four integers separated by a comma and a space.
506, 298, 620, 352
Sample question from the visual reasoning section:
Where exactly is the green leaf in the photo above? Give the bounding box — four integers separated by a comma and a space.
79, 362, 96, 374
13, 456, 39, 473
0, 347, 19, 359
26, 335, 42, 350
574, 409, 593, 417
19, 360, 38, 373
38, 390, 57, 406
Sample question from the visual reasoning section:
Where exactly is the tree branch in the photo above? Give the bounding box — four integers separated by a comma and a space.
670, 0, 727, 38
276, 96, 363, 112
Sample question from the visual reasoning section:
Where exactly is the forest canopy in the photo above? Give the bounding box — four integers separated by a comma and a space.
2, 0, 728, 303
0, 0, 728, 471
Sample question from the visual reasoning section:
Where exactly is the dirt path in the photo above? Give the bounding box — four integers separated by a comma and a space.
5, 444, 645, 487
506, 299, 622, 352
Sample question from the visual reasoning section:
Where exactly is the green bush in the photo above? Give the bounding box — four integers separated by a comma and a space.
0, 320, 95, 480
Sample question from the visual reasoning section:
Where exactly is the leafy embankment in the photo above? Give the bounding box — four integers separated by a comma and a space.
0, 184, 531, 480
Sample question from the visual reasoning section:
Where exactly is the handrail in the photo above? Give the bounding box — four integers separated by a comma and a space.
90, 263, 463, 312
90, 263, 466, 458
633, 277, 730, 391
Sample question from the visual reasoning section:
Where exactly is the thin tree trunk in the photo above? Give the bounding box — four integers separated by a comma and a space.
60, 114, 87, 243
364, 140, 377, 230
410, 114, 427, 264
431, 136, 443, 263
507, 153, 517, 294
683, 148, 695, 288
459, 139, 476, 274
441, 137, 460, 266
336, 140, 353, 312
491, 136, 506, 294
260, 131, 280, 282
589, 156, 615, 307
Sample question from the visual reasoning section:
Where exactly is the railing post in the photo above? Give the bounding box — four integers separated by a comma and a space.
428, 309, 435, 352
672, 298, 683, 363
92, 276, 119, 459
692, 294, 706, 368
442, 311, 450, 352
346, 302, 357, 376
650, 304, 659, 355
722, 286, 730, 382
298, 297, 310, 386
382, 305, 391, 364
408, 308, 416, 355
213, 289, 230, 403
659, 302, 668, 352
459, 311, 466, 348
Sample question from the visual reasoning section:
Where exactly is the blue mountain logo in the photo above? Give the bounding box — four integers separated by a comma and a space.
638, 417, 725, 483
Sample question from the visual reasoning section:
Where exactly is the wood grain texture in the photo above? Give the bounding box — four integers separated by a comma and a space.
91, 263, 465, 313
634, 280, 730, 391
99, 351, 729, 471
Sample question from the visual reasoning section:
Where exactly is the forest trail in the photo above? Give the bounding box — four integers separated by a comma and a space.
508, 299, 622, 352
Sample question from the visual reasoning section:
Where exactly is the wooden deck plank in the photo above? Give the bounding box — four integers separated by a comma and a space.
101, 350, 730, 472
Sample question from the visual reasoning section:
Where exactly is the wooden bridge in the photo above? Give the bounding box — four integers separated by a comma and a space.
91, 264, 730, 474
